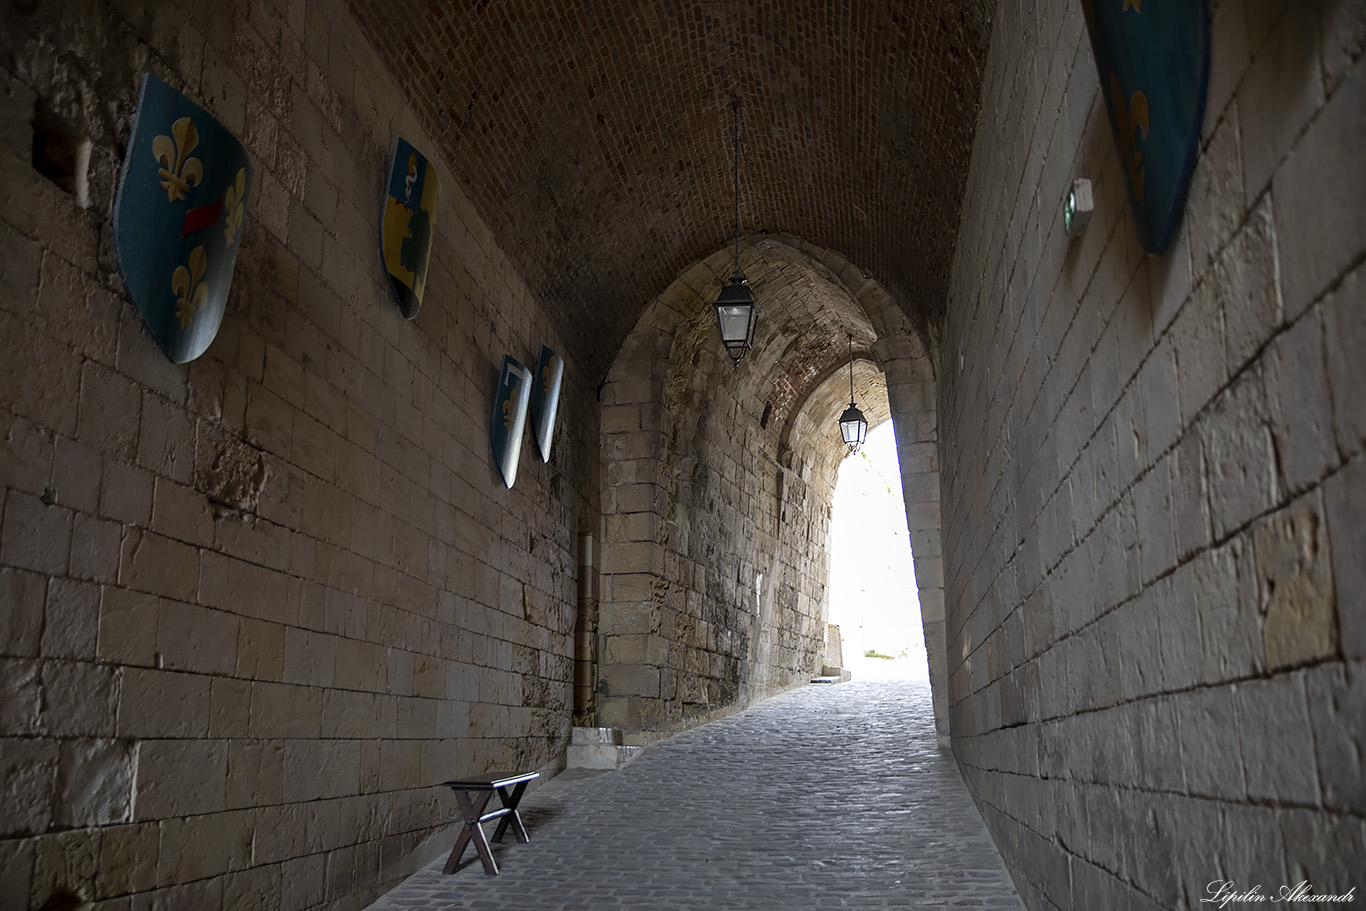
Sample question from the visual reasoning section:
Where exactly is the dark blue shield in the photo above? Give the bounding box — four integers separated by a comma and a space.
529, 345, 564, 463
113, 75, 253, 363
381, 137, 440, 319
1083, 0, 1210, 255
491, 355, 533, 489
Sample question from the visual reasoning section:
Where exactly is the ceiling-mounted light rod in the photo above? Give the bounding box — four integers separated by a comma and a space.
713, 100, 759, 366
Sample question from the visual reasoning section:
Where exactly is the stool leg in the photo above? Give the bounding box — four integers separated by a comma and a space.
444, 790, 498, 875
491, 780, 532, 844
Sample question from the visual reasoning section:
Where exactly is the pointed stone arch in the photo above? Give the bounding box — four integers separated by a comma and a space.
594, 235, 948, 741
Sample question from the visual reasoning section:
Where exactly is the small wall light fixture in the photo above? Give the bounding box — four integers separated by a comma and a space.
1064, 178, 1094, 238
837, 335, 867, 453
713, 102, 758, 364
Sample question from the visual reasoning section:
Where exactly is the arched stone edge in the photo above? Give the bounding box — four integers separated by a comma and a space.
598, 234, 949, 743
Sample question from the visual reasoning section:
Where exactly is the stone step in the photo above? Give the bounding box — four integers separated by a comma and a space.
571, 726, 622, 746
567, 727, 642, 769
812, 666, 853, 684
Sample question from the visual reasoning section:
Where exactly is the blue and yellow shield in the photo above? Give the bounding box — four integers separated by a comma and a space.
381, 138, 440, 319
1083, 0, 1210, 255
529, 346, 564, 463
113, 75, 253, 363
491, 355, 533, 489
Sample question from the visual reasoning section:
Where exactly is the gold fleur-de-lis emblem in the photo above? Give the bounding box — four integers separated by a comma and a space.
542, 356, 561, 399
223, 168, 248, 245
173, 245, 209, 329
502, 397, 514, 430
1109, 72, 1149, 209
152, 117, 204, 202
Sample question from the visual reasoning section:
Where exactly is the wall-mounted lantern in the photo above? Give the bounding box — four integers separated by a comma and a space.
1064, 178, 1094, 238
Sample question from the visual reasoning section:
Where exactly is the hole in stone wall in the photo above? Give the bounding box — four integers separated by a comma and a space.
31, 105, 91, 208
760, 403, 772, 429
37, 890, 85, 911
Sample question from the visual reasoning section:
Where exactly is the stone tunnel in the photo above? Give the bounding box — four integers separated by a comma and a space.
0, 0, 1362, 908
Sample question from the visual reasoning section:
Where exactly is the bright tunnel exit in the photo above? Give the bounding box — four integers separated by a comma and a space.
827, 421, 929, 682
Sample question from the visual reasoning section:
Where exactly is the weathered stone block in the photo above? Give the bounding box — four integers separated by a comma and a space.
68, 512, 121, 584
1176, 685, 1246, 800
95, 822, 158, 897
1263, 311, 1335, 495
132, 739, 227, 821
40, 659, 117, 737
1, 491, 72, 576
1324, 456, 1365, 660
599, 601, 656, 636
0, 738, 56, 836
1172, 277, 1228, 426
1254, 493, 1337, 670
29, 829, 97, 911
54, 738, 132, 828
119, 529, 199, 602
117, 667, 211, 740
1273, 54, 1366, 319
1187, 104, 1246, 276
226, 740, 285, 811
1321, 264, 1365, 457
0, 567, 46, 657
1201, 371, 1276, 540
158, 599, 239, 676
1240, 6, 1324, 205
1237, 674, 1321, 804
1304, 663, 1366, 816
248, 680, 323, 739
1278, 808, 1366, 896
1194, 537, 1263, 683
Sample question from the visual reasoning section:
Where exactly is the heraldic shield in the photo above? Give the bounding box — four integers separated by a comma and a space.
530, 345, 564, 463
1083, 0, 1210, 255
491, 355, 533, 489
381, 137, 440, 319
113, 75, 253, 364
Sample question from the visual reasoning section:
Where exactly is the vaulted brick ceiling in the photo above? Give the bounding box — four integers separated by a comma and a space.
349, 0, 994, 383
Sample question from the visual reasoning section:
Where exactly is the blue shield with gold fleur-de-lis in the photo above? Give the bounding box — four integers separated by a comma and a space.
1082, 0, 1209, 255
529, 345, 564, 463
491, 355, 533, 489
113, 75, 253, 363
380, 137, 440, 320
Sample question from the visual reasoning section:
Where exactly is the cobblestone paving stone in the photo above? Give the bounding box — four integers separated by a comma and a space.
367, 679, 1024, 910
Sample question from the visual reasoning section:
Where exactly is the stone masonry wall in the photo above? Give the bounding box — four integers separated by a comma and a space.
595, 232, 949, 741
0, 0, 598, 907
941, 0, 1364, 908
596, 242, 832, 735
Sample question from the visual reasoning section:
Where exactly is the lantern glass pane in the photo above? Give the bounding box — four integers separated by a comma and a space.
717, 305, 754, 344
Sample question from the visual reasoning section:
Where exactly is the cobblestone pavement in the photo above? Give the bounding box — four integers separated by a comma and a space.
367, 677, 1024, 910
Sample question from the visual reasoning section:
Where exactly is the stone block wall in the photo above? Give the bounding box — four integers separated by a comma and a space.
941, 0, 1364, 907
594, 232, 948, 740
596, 239, 857, 736
0, 0, 598, 907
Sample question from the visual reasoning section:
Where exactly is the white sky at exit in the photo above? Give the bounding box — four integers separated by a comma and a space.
827, 421, 928, 677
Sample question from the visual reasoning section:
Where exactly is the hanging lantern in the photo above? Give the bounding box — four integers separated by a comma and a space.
838, 335, 867, 453
714, 275, 759, 361
713, 102, 758, 364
